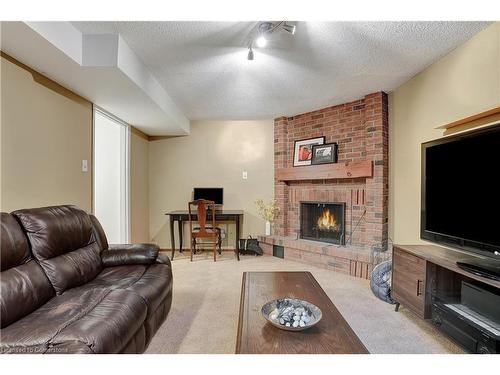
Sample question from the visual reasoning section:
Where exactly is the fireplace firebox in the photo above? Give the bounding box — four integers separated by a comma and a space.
300, 202, 346, 245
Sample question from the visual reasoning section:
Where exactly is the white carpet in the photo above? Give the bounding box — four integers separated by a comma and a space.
146, 252, 463, 354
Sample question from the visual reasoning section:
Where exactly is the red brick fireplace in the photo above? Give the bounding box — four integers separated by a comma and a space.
259, 92, 389, 278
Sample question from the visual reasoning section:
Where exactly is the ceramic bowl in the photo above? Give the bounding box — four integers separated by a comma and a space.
261, 298, 322, 331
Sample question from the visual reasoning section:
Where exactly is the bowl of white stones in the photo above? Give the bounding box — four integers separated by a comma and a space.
261, 298, 322, 331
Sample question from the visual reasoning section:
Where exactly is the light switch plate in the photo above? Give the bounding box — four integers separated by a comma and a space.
242, 171, 248, 180
82, 159, 88, 172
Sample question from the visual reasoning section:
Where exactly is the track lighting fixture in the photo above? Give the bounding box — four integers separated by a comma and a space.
282, 22, 296, 35
246, 21, 296, 61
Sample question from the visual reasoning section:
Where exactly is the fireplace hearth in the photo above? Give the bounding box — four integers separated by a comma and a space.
300, 202, 345, 245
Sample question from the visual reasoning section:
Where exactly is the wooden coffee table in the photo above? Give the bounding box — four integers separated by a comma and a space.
235, 271, 369, 354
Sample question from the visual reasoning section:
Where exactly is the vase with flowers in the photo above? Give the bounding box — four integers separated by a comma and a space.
255, 199, 280, 236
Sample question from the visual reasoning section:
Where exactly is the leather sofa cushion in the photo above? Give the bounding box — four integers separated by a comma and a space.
13, 206, 102, 294
73, 262, 173, 319
0, 288, 147, 354
122, 264, 173, 318
0, 213, 55, 328
51, 289, 147, 353
74, 263, 173, 343
1, 213, 30, 271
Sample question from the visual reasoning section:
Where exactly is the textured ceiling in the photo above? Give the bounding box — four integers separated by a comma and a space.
72, 21, 490, 120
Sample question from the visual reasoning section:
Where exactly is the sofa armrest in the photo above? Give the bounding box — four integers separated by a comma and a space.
101, 243, 160, 267
156, 251, 171, 266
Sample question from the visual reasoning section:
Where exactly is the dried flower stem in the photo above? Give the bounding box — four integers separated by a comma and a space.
255, 199, 280, 222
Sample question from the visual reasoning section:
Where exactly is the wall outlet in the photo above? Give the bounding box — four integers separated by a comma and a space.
81, 159, 88, 172
242, 171, 248, 180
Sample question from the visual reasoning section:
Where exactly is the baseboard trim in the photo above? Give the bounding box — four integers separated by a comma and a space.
160, 248, 237, 252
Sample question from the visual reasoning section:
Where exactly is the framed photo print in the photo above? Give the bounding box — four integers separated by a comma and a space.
311, 143, 338, 165
293, 136, 325, 167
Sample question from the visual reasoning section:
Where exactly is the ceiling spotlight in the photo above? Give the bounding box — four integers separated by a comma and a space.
282, 22, 296, 35
244, 21, 296, 61
256, 36, 267, 48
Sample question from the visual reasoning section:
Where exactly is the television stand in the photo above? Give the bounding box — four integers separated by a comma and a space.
392, 244, 500, 353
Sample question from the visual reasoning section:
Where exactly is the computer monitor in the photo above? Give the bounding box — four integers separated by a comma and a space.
193, 187, 223, 205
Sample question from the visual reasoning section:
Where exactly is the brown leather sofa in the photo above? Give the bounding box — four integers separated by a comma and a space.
0, 205, 173, 354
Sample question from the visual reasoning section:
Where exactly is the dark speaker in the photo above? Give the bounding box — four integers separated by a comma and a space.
461, 282, 500, 323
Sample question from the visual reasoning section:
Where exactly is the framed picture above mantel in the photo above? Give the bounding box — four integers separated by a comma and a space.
293, 136, 325, 167
311, 143, 338, 165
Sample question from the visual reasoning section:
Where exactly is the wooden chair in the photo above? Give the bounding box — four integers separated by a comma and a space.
188, 199, 220, 262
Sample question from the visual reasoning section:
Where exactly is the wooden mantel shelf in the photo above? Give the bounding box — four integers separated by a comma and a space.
276, 160, 373, 183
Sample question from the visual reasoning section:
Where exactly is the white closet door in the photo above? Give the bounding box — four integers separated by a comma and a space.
93, 108, 130, 243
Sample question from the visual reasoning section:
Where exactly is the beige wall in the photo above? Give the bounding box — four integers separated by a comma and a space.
130, 130, 150, 242
0, 54, 93, 212
0, 52, 150, 241
149, 120, 274, 249
389, 23, 500, 244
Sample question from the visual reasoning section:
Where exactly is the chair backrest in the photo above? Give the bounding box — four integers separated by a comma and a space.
188, 199, 215, 236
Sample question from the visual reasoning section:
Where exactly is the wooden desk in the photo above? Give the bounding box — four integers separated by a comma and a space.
165, 209, 243, 261
236, 271, 369, 354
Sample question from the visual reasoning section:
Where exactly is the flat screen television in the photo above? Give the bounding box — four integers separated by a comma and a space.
421, 123, 500, 266
193, 187, 223, 205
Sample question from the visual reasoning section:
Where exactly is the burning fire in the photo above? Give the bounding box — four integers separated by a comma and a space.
316, 208, 339, 231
